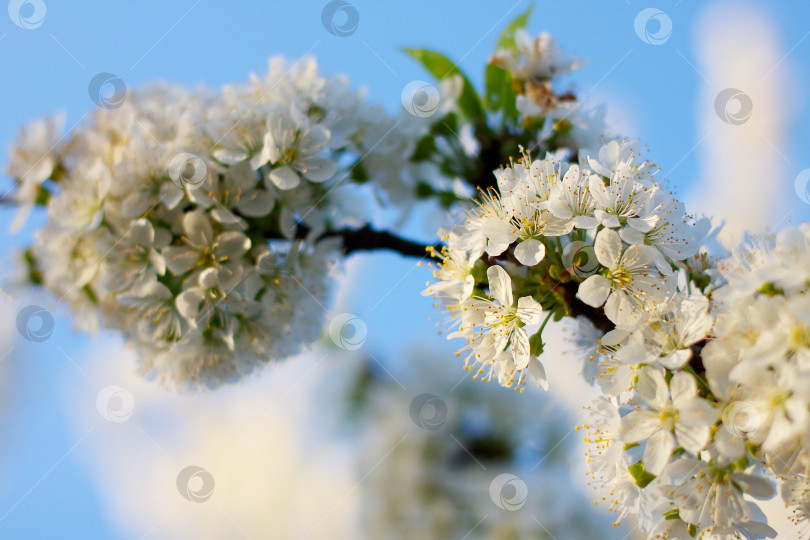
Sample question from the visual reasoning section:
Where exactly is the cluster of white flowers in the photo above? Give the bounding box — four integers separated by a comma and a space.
7, 57, 428, 388
578, 225, 810, 538
424, 136, 806, 536
704, 225, 810, 533
424, 139, 705, 391
489, 30, 606, 150
8, 15, 810, 536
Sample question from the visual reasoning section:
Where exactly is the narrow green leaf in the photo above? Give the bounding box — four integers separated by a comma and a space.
402, 48, 485, 121
495, 4, 534, 52
484, 64, 518, 122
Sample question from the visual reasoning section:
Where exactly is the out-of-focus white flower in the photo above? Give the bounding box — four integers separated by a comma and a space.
490, 30, 582, 82
9, 57, 427, 388
6, 112, 66, 231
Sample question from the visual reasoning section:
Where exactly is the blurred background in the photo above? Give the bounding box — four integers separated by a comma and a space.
1, 0, 809, 538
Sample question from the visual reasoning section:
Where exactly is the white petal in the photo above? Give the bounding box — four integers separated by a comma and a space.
487, 265, 513, 307
183, 211, 213, 248
213, 148, 248, 165
620, 409, 660, 442
176, 288, 204, 321
299, 157, 337, 182
674, 422, 709, 454
268, 165, 300, 190
605, 291, 644, 329
514, 238, 546, 266
162, 247, 197, 275
516, 296, 543, 325
577, 275, 610, 307
636, 366, 668, 409
216, 232, 251, 259
731, 473, 775, 500
512, 326, 530, 370
594, 228, 622, 268
210, 206, 244, 226
670, 371, 697, 404
571, 215, 598, 229
658, 349, 691, 370
236, 189, 275, 217
528, 357, 548, 390
198, 267, 220, 289
643, 429, 675, 476
486, 240, 509, 257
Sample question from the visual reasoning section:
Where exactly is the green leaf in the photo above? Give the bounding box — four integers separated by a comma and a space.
627, 461, 657, 488
411, 134, 436, 162
485, 64, 518, 122
430, 112, 458, 137
529, 332, 544, 356
495, 4, 534, 52
402, 48, 485, 121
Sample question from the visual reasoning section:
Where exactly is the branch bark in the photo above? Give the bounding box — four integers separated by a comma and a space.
325, 226, 441, 259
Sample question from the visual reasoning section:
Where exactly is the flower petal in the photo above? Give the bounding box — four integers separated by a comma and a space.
215, 232, 251, 259
514, 238, 546, 266
636, 367, 668, 409
299, 157, 337, 182
577, 275, 610, 307
236, 189, 275, 217
594, 228, 622, 268
669, 371, 697, 404
620, 409, 660, 442
512, 326, 531, 370
516, 296, 543, 325
487, 265, 513, 307
643, 428, 675, 475
528, 357, 548, 390
268, 165, 300, 190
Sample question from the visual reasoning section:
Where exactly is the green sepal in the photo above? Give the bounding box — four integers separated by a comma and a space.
732, 453, 749, 471
529, 332, 544, 356
628, 461, 657, 488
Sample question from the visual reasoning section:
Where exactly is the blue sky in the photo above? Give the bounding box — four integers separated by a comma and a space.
1, 1, 810, 538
